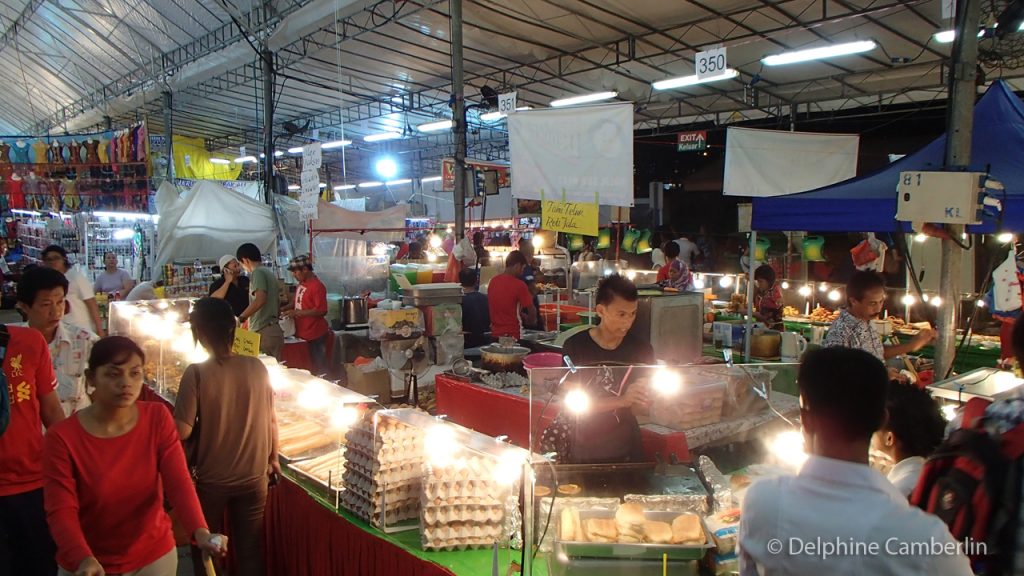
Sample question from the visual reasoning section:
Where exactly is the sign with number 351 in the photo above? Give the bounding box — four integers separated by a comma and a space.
696, 47, 727, 80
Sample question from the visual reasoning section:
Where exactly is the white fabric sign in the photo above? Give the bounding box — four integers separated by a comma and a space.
300, 169, 319, 221
302, 143, 322, 170
509, 102, 634, 207
174, 178, 263, 201
723, 127, 859, 197
312, 201, 409, 242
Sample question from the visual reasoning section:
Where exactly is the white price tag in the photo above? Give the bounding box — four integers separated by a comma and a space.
498, 91, 518, 115
302, 143, 322, 170
239, 146, 246, 157
695, 46, 728, 80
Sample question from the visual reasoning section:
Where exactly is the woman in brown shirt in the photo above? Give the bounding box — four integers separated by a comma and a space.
174, 297, 279, 576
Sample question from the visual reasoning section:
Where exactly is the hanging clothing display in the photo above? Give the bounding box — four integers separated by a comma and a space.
50, 142, 66, 165
6, 177, 24, 210
67, 140, 82, 164
0, 142, 12, 164
31, 139, 49, 164
60, 179, 79, 211
11, 141, 30, 163
85, 139, 101, 163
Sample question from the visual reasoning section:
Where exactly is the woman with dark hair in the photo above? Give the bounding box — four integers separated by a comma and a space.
753, 264, 784, 330
43, 336, 225, 576
174, 297, 278, 576
871, 383, 947, 497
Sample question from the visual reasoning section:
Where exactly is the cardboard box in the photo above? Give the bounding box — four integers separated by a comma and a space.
344, 363, 392, 403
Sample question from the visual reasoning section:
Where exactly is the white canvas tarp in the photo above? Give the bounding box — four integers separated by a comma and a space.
154, 180, 276, 273
311, 200, 408, 242
310, 200, 409, 296
723, 127, 859, 197
509, 102, 634, 207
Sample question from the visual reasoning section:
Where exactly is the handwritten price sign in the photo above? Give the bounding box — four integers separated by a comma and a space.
542, 197, 599, 236
232, 327, 261, 357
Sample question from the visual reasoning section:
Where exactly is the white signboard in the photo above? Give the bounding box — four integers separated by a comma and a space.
498, 91, 517, 115
509, 102, 633, 207
696, 46, 727, 80
300, 169, 320, 221
302, 143, 322, 170
723, 127, 859, 197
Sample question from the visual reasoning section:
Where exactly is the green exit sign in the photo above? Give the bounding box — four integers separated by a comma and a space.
677, 130, 707, 152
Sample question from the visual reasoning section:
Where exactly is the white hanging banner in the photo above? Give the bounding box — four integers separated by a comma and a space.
498, 91, 517, 115
509, 102, 633, 207
695, 46, 727, 80
300, 169, 320, 221
723, 127, 859, 197
302, 143, 322, 170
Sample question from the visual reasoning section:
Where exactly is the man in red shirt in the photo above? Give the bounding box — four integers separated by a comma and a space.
487, 251, 537, 339
0, 324, 66, 575
282, 255, 330, 376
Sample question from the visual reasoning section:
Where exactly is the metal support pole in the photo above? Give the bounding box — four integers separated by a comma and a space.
161, 91, 173, 180
936, 0, 980, 377
262, 48, 275, 205
744, 231, 757, 363
450, 0, 467, 239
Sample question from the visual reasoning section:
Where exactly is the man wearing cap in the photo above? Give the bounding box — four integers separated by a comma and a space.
209, 254, 250, 318
282, 255, 330, 376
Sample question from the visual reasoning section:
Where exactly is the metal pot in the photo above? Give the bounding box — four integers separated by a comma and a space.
342, 296, 369, 325
480, 344, 531, 374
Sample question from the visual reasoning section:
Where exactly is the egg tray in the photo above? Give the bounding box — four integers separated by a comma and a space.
421, 503, 504, 526
345, 442, 423, 467
344, 455, 423, 481
422, 523, 504, 551
341, 491, 420, 528
422, 480, 504, 504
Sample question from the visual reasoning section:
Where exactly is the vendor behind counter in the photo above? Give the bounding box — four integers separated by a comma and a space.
543, 274, 653, 464
487, 250, 537, 340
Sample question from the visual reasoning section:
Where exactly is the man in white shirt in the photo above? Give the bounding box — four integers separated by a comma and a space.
16, 267, 98, 416
674, 236, 700, 268
41, 244, 104, 337
739, 347, 972, 575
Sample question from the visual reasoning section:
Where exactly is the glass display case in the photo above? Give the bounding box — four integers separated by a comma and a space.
109, 298, 201, 400
518, 363, 796, 575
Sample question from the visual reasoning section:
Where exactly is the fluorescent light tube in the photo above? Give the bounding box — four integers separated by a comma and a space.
762, 40, 877, 66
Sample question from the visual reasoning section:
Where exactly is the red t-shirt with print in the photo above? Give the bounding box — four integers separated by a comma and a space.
294, 276, 329, 341
0, 325, 57, 496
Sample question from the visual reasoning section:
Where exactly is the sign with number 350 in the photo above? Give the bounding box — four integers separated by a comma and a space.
696, 47, 727, 80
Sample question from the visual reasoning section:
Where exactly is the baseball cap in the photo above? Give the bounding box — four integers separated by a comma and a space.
218, 255, 235, 270
288, 255, 313, 271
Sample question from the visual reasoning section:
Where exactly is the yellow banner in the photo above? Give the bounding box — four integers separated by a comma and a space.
232, 327, 261, 357
542, 198, 599, 236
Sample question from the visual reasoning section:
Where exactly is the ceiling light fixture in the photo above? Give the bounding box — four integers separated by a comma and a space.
334, 184, 357, 191
359, 181, 384, 188
287, 184, 300, 190
364, 131, 402, 142
762, 40, 877, 66
234, 155, 257, 163
550, 91, 618, 107
652, 68, 739, 90
386, 179, 412, 186
322, 139, 352, 149
421, 176, 443, 183
933, 29, 986, 43
288, 146, 303, 154
418, 120, 454, 132
209, 158, 231, 165
480, 106, 533, 121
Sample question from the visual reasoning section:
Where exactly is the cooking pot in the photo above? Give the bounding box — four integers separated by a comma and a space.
342, 296, 369, 325
480, 344, 531, 374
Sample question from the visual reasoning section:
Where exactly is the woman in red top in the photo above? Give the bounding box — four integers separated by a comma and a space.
43, 336, 226, 576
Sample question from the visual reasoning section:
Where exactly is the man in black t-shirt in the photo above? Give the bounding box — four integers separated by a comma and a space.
459, 269, 491, 348
209, 254, 251, 317
557, 274, 654, 464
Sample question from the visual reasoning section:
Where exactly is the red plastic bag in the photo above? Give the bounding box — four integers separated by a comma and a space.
850, 239, 879, 267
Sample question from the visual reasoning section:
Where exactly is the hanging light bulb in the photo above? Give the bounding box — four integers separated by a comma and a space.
818, 283, 829, 293
976, 299, 987, 308
997, 233, 1015, 243
781, 281, 790, 290
798, 285, 812, 297
827, 289, 841, 302
914, 233, 928, 243
922, 294, 930, 303
429, 234, 443, 248
719, 275, 734, 288
930, 296, 943, 307
902, 293, 916, 306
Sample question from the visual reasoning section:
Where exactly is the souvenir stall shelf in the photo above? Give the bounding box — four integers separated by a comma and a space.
0, 123, 150, 213
83, 216, 156, 284
13, 213, 82, 266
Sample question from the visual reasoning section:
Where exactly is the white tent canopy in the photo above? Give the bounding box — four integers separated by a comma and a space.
154, 180, 276, 274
